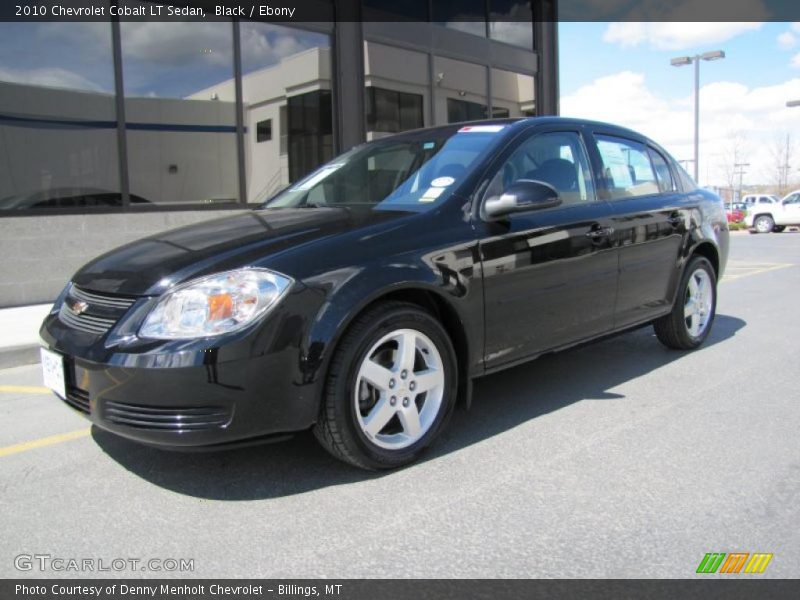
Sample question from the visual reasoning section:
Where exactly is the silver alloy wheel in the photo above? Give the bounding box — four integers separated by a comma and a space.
354, 328, 445, 450
755, 216, 773, 233
684, 269, 713, 338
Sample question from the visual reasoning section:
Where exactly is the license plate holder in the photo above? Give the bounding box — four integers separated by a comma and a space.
40, 347, 66, 399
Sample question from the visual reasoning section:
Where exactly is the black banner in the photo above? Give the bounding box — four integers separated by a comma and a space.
0, 0, 798, 22
2, 580, 800, 600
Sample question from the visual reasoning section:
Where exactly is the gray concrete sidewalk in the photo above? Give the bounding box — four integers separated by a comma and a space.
0, 303, 51, 368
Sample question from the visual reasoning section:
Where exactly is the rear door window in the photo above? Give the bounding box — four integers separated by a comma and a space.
594, 135, 660, 200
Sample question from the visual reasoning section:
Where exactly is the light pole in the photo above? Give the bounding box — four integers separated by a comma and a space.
671, 50, 726, 183
734, 162, 749, 204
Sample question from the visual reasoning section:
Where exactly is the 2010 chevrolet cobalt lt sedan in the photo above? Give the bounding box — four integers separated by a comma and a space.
40, 118, 728, 469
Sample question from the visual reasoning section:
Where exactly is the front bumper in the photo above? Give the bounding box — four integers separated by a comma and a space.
40, 307, 321, 449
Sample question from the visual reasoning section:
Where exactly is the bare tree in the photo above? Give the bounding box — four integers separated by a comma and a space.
719, 130, 747, 203
769, 133, 796, 195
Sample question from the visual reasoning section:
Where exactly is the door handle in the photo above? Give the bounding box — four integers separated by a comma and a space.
585, 226, 614, 239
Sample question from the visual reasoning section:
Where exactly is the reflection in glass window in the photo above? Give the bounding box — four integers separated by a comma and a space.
489, 1, 534, 50
362, 0, 429, 20
434, 56, 487, 126
120, 20, 238, 206
432, 0, 487, 37
491, 68, 536, 117
240, 23, 332, 203
447, 98, 486, 123
364, 42, 430, 140
366, 87, 424, 134
0, 20, 120, 211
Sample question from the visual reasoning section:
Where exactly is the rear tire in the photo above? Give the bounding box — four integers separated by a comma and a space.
654, 256, 717, 350
313, 301, 457, 470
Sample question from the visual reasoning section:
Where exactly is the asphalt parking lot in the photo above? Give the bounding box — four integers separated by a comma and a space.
1, 232, 798, 579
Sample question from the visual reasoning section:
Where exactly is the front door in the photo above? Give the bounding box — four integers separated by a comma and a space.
476, 129, 618, 370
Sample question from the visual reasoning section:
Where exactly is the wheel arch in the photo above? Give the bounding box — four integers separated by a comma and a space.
690, 240, 720, 279
309, 283, 476, 413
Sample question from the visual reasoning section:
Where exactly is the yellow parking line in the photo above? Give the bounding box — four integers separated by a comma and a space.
722, 263, 793, 282
0, 428, 91, 458
0, 385, 51, 395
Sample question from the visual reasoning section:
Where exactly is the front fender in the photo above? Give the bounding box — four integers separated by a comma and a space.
297, 244, 484, 391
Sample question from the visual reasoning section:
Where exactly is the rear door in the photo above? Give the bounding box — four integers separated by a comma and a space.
587, 132, 690, 329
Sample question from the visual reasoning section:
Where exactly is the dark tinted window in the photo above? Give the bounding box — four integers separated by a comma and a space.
447, 98, 487, 123
366, 87, 424, 133
257, 120, 272, 143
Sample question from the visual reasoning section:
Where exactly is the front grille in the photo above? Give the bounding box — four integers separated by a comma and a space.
58, 285, 137, 336
58, 306, 116, 334
103, 400, 232, 432
63, 387, 90, 414
69, 286, 137, 310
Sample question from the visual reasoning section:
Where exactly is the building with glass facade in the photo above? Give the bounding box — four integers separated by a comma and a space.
0, 0, 558, 307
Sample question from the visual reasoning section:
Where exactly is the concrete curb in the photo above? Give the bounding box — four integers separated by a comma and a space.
0, 344, 40, 370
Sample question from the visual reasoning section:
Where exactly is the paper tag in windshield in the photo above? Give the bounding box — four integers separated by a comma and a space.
420, 187, 445, 202
290, 164, 343, 191
458, 125, 505, 133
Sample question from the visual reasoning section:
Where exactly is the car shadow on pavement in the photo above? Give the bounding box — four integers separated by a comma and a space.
93, 314, 746, 500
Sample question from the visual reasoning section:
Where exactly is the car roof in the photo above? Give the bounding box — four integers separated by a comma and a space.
380, 116, 663, 151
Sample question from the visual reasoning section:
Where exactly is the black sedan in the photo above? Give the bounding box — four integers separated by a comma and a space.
40, 117, 728, 469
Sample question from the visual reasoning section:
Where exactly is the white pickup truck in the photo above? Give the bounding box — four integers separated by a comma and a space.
744, 191, 800, 233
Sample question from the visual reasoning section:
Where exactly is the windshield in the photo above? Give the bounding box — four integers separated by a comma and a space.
263, 127, 505, 212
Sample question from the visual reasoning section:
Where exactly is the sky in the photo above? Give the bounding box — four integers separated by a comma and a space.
559, 22, 800, 189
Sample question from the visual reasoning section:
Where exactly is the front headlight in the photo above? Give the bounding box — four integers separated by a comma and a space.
140, 268, 292, 339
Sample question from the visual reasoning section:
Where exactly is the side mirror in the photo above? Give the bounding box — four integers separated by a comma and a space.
483, 179, 562, 220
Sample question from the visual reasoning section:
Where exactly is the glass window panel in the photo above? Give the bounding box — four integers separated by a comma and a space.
120, 18, 238, 206
648, 148, 676, 193
491, 67, 536, 118
433, 0, 487, 37
485, 132, 595, 205
364, 42, 430, 140
489, 1, 534, 50
240, 23, 332, 203
596, 136, 660, 200
363, 0, 429, 20
0, 19, 120, 211
434, 56, 487, 126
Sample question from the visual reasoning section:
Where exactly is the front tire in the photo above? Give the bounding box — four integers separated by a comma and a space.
754, 215, 774, 233
654, 256, 717, 350
773, 225, 786, 233
314, 301, 457, 470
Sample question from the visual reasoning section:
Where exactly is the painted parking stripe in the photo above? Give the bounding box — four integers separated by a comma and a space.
0, 385, 50, 394
0, 428, 91, 458
722, 263, 793, 282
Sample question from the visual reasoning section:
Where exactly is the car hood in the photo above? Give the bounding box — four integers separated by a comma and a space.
72, 208, 408, 296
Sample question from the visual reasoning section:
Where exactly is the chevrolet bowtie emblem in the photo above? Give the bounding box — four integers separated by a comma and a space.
69, 300, 89, 316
